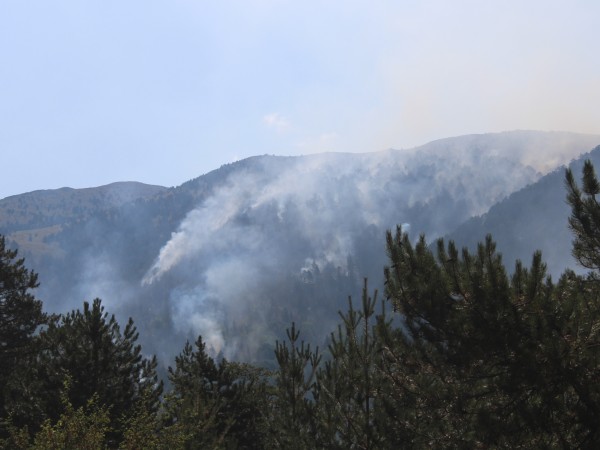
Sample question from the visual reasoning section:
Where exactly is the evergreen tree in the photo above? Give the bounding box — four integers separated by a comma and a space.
376, 159, 600, 447
382, 232, 558, 446
270, 323, 321, 449
0, 236, 47, 436
28, 385, 110, 450
312, 280, 386, 449
1, 384, 110, 450
164, 335, 270, 449
37, 299, 162, 447
566, 159, 600, 272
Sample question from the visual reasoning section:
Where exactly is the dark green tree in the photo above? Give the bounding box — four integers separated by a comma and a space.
567, 159, 600, 272
37, 299, 162, 447
164, 335, 270, 449
382, 231, 558, 447
1, 383, 110, 450
270, 323, 321, 449
311, 280, 386, 449
376, 159, 600, 447
28, 383, 110, 450
0, 236, 47, 436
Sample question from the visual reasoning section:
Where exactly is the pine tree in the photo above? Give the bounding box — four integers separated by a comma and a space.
29, 383, 110, 450
376, 159, 600, 447
312, 280, 386, 449
37, 299, 162, 447
566, 159, 600, 272
0, 236, 47, 436
1, 382, 111, 450
164, 335, 270, 449
270, 323, 321, 449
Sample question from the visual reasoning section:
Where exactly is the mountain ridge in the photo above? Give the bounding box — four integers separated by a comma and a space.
2, 130, 600, 363
445, 145, 600, 278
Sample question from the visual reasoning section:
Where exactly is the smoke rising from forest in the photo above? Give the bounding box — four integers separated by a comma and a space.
135, 131, 598, 359
8, 131, 599, 362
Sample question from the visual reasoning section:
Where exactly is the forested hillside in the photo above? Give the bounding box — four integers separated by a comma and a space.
1, 131, 597, 366
446, 145, 600, 278
3, 161, 600, 448
0, 182, 167, 265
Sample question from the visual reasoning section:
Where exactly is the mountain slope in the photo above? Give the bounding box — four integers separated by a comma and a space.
0, 181, 167, 231
2, 130, 599, 363
0, 182, 167, 262
446, 145, 600, 278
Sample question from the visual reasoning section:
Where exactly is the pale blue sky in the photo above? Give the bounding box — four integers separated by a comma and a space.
1, 1, 599, 199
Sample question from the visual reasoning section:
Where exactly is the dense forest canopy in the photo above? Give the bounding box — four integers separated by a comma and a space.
2, 161, 600, 448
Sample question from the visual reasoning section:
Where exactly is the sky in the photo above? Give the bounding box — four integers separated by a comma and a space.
1, 0, 599, 199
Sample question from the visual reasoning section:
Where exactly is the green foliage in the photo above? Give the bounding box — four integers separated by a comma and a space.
0, 235, 47, 436
1, 380, 110, 450
0, 424, 30, 450
0, 235, 44, 362
312, 280, 386, 449
36, 299, 163, 446
566, 159, 600, 271
120, 389, 188, 450
379, 175, 600, 448
164, 335, 270, 449
270, 323, 321, 448
120, 407, 161, 450
383, 230, 555, 446
30, 392, 110, 450
269, 281, 392, 449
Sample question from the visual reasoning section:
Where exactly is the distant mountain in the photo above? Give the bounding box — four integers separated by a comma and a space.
0, 181, 167, 230
0, 182, 166, 263
1, 131, 599, 365
446, 145, 600, 279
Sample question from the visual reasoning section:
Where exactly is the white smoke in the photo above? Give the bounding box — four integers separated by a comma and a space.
169, 286, 225, 355
142, 157, 366, 287
137, 131, 597, 359
141, 157, 377, 356
142, 171, 260, 285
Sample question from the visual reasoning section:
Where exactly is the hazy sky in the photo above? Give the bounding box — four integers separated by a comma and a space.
1, 0, 599, 199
